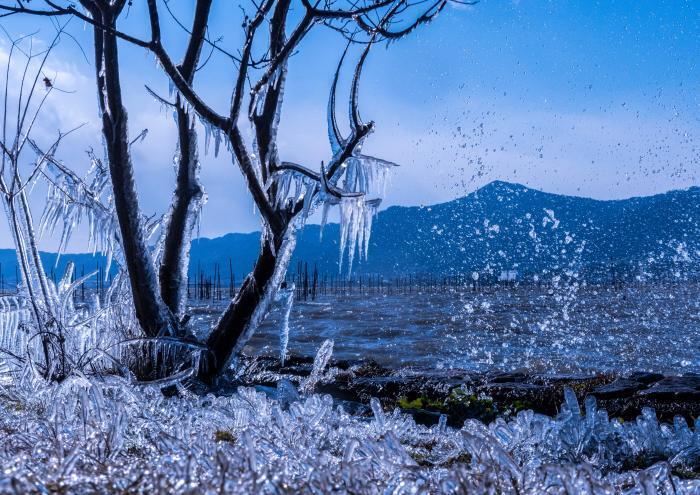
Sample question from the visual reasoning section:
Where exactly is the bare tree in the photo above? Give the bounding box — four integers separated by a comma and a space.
0, 28, 126, 379
0, 29, 73, 377
0, 0, 468, 381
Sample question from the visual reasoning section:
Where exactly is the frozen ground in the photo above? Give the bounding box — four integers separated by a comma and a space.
0, 369, 699, 494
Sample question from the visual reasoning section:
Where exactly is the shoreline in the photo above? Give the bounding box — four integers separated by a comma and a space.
234, 355, 700, 425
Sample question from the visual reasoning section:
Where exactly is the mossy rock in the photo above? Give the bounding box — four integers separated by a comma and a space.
395, 387, 498, 425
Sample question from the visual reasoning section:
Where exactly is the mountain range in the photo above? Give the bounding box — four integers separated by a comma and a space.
188, 181, 700, 281
1, 181, 699, 286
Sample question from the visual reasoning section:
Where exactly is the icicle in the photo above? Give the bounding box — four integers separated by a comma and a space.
338, 197, 367, 275
319, 202, 331, 241
301, 181, 316, 223
338, 198, 352, 273
346, 200, 361, 273
189, 107, 196, 129
203, 119, 211, 156
370, 397, 386, 429
300, 339, 334, 393
275, 284, 294, 366
213, 128, 222, 158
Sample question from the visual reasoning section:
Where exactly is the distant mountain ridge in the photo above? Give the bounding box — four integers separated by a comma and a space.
187, 181, 700, 281
1, 181, 699, 286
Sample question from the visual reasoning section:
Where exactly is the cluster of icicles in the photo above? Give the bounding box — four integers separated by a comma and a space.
40, 156, 119, 270
0, 273, 132, 375
262, 160, 386, 274
0, 345, 697, 493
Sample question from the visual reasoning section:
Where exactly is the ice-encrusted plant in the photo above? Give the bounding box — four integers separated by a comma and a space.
0, 352, 697, 495
0, 27, 84, 379
0, 30, 63, 361
0, 29, 142, 382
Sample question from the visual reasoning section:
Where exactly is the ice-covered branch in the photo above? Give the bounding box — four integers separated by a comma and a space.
36, 145, 120, 267
327, 43, 350, 156
144, 4, 230, 131
158, 0, 211, 319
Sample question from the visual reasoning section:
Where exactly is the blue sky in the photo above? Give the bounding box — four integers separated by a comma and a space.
0, 0, 698, 249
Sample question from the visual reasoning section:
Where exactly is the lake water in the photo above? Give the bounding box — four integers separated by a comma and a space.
191, 282, 700, 375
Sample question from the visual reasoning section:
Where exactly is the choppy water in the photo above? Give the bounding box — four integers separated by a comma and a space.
192, 283, 700, 374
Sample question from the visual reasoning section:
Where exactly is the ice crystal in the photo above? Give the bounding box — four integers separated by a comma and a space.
0, 373, 696, 494
274, 284, 295, 367
300, 339, 334, 393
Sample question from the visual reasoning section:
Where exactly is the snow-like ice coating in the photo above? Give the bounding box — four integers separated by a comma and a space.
0, 363, 697, 493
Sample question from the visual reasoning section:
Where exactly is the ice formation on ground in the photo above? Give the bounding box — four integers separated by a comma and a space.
300, 338, 334, 393
0, 362, 697, 493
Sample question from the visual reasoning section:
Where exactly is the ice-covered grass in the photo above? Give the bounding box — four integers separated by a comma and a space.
0, 368, 698, 494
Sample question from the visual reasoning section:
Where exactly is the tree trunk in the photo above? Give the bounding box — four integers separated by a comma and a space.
159, 108, 203, 318
202, 229, 296, 379
92, 9, 175, 338
158, 0, 211, 319
199, 0, 297, 380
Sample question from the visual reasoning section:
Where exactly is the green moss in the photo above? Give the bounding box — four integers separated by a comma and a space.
395, 387, 501, 424
448, 387, 477, 404
395, 387, 497, 412
396, 396, 445, 411
396, 396, 421, 409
